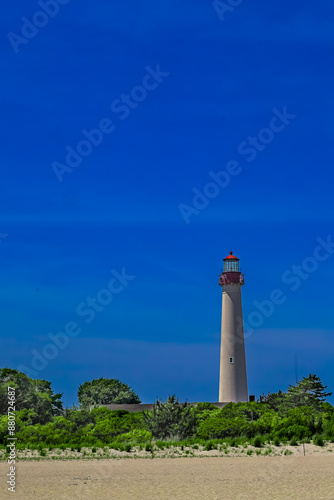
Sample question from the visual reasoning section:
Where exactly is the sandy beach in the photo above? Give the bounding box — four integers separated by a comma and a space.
1, 454, 334, 500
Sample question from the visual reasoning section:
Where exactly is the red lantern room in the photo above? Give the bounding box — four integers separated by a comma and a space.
219, 251, 244, 286
223, 251, 240, 272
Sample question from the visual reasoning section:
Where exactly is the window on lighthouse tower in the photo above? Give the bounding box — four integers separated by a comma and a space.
229, 357, 234, 363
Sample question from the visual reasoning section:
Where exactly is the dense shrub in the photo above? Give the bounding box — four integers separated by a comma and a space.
90, 408, 143, 442
313, 435, 324, 447
143, 396, 197, 440
253, 435, 262, 448
114, 429, 152, 443
197, 416, 250, 440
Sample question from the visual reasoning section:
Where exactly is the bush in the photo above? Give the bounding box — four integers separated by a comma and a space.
90, 409, 143, 442
253, 435, 262, 448
194, 403, 218, 412
155, 441, 165, 450
197, 416, 252, 440
115, 429, 152, 444
145, 443, 152, 452
289, 437, 298, 446
143, 396, 197, 440
204, 441, 216, 451
313, 435, 324, 447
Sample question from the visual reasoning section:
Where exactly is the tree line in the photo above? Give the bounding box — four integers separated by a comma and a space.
0, 368, 333, 450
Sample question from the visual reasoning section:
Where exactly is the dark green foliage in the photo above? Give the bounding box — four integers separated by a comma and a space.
313, 434, 324, 446
285, 375, 332, 410
253, 435, 262, 448
0, 368, 63, 424
259, 375, 332, 414
289, 437, 298, 446
65, 409, 95, 430
197, 416, 248, 440
7, 407, 143, 447
273, 407, 320, 440
196, 403, 276, 440
77, 378, 141, 408
0, 371, 331, 451
220, 402, 271, 421
143, 396, 197, 440
204, 441, 217, 451
194, 403, 218, 412
258, 390, 286, 412
90, 408, 143, 442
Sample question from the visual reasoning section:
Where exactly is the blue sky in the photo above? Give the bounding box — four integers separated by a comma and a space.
1, 0, 334, 406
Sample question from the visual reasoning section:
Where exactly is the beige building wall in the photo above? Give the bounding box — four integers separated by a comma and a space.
219, 282, 248, 402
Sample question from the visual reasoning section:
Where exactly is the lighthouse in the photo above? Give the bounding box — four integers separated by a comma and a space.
218, 251, 248, 403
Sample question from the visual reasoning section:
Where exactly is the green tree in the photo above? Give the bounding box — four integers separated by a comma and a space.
258, 390, 286, 412
143, 395, 197, 440
77, 378, 141, 408
286, 374, 332, 410
0, 368, 63, 423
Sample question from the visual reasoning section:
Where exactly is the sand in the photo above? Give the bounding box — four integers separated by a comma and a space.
1, 454, 334, 500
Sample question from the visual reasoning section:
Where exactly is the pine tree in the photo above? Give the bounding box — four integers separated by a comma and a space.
143, 395, 197, 440
286, 374, 332, 410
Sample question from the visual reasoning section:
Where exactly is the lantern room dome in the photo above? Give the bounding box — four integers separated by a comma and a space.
223, 251, 239, 261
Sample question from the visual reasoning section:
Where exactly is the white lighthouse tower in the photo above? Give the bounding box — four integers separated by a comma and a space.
218, 251, 248, 403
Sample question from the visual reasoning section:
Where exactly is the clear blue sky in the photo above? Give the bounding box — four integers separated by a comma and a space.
1, 1, 333, 406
